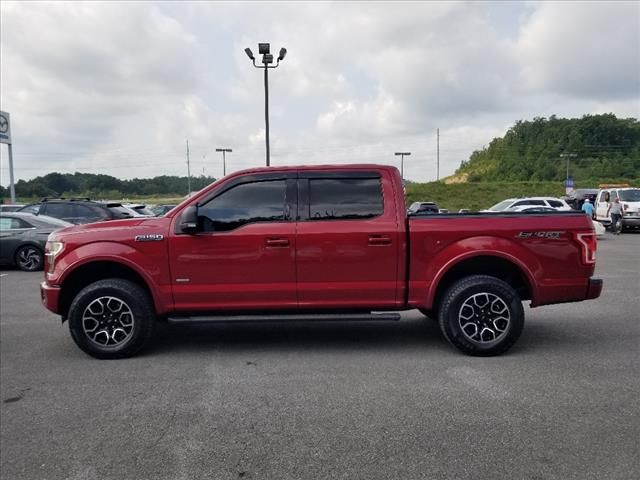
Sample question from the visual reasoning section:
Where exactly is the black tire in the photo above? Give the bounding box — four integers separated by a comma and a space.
438, 275, 524, 356
15, 245, 43, 271
68, 279, 155, 359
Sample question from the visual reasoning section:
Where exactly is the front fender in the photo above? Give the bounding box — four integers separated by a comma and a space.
49, 241, 172, 315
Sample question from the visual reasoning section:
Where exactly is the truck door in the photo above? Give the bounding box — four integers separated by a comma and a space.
295, 170, 401, 309
169, 175, 297, 311
596, 190, 610, 222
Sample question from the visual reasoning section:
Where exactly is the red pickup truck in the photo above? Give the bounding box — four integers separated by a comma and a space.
41, 164, 602, 359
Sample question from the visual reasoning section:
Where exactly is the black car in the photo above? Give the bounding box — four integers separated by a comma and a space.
408, 201, 440, 215
0, 212, 72, 271
18, 198, 134, 224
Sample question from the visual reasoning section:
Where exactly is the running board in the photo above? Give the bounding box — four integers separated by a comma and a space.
167, 312, 402, 324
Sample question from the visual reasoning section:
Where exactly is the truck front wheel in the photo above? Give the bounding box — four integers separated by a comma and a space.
438, 275, 524, 356
67, 279, 155, 359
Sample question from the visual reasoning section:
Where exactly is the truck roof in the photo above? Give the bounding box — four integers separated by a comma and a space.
229, 164, 399, 176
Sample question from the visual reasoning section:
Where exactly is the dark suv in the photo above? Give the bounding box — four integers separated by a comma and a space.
407, 201, 440, 215
18, 198, 134, 225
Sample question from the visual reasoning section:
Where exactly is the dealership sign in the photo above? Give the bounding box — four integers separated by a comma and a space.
0, 111, 11, 144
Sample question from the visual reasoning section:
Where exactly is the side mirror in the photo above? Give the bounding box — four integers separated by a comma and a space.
179, 205, 199, 234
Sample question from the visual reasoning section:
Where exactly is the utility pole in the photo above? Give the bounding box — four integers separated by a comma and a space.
186, 139, 191, 196
436, 128, 440, 181
560, 152, 577, 180
215, 148, 232, 177
560, 152, 577, 195
394, 152, 411, 181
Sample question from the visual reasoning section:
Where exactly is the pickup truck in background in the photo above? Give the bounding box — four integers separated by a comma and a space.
594, 186, 640, 230
41, 165, 602, 359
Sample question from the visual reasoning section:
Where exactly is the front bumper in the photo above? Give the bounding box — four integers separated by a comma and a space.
40, 281, 61, 315
622, 216, 640, 227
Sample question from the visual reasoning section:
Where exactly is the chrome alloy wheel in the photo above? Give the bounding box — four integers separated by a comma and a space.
458, 292, 510, 344
82, 296, 135, 347
17, 247, 41, 270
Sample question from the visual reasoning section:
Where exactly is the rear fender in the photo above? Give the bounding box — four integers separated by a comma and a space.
423, 236, 540, 308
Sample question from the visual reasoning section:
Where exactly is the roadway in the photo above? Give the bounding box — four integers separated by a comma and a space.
1, 232, 638, 480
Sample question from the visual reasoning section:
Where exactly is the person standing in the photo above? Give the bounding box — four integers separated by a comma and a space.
607, 197, 624, 234
581, 198, 594, 218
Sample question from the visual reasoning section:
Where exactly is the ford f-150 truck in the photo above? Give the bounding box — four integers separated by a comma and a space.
41, 164, 602, 359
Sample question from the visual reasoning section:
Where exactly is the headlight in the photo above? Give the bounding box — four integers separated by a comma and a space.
45, 241, 64, 273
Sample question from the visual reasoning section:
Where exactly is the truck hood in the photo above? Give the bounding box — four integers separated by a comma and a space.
50, 217, 170, 242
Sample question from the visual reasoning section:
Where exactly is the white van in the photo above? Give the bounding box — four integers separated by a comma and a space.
595, 187, 640, 230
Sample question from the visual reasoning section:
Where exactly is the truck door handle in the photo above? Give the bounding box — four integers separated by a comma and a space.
266, 238, 290, 248
368, 235, 392, 246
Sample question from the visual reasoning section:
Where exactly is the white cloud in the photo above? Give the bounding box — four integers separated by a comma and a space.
0, 1, 638, 184
517, 1, 640, 99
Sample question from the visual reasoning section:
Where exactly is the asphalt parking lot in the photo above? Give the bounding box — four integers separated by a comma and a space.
1, 232, 639, 480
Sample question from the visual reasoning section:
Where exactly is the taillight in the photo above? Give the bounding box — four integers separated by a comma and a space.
576, 233, 597, 265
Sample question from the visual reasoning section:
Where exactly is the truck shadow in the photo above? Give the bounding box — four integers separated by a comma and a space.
150, 316, 451, 355
147, 315, 621, 357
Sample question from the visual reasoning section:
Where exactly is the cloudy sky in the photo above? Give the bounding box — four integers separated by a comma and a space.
1, 1, 638, 184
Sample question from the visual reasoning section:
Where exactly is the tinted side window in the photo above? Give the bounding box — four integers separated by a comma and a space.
599, 191, 609, 202
308, 178, 383, 221
547, 200, 563, 208
513, 200, 545, 207
74, 204, 109, 221
199, 180, 286, 232
0, 218, 13, 230
0, 218, 32, 229
21, 204, 41, 214
14, 218, 32, 228
43, 203, 74, 220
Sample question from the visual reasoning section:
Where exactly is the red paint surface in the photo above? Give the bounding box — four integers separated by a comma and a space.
42, 164, 601, 316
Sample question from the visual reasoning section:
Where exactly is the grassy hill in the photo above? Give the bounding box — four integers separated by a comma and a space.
455, 114, 640, 183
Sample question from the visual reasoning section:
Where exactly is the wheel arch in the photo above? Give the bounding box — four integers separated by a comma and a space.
428, 253, 536, 311
58, 260, 158, 321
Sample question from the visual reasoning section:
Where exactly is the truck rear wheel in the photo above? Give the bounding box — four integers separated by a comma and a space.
68, 279, 155, 359
438, 275, 524, 356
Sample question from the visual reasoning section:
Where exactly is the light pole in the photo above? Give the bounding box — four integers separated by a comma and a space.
394, 152, 411, 181
215, 148, 232, 177
244, 43, 287, 167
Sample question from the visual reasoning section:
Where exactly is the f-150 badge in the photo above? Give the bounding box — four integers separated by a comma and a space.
135, 234, 164, 242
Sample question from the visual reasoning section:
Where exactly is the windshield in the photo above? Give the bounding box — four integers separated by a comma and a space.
488, 200, 514, 211
619, 189, 640, 202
